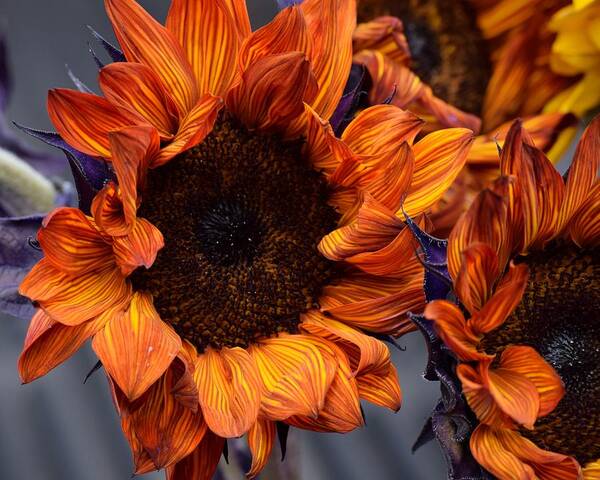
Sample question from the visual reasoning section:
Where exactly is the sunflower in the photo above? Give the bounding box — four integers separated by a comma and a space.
351, 0, 591, 235
423, 115, 600, 479
17, 0, 474, 477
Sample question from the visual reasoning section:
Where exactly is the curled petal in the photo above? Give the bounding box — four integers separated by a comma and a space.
352, 16, 410, 64
356, 363, 402, 412
455, 243, 499, 314
112, 218, 164, 276
569, 180, 600, 248
247, 419, 276, 479
91, 182, 128, 237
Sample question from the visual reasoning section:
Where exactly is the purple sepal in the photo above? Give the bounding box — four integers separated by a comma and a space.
87, 26, 126, 63
14, 124, 112, 214
88, 43, 105, 70
0, 215, 43, 319
277, 0, 303, 8
66, 64, 94, 94
330, 64, 369, 136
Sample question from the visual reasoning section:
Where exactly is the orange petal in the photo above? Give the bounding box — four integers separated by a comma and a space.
248, 334, 337, 421
226, 52, 317, 134
99, 62, 179, 137
454, 242, 499, 314
471, 424, 581, 480
18, 308, 113, 383
352, 16, 410, 64
300, 0, 356, 119
222, 0, 251, 39
112, 218, 164, 276
247, 419, 276, 479
109, 125, 161, 227
402, 128, 474, 218
469, 262, 528, 335
424, 301, 484, 362
91, 182, 129, 236
166, 431, 225, 480
238, 6, 311, 72
153, 93, 223, 167
166, 0, 240, 97
104, 0, 197, 114
583, 461, 600, 480
47, 89, 135, 158
356, 363, 402, 412
38, 207, 112, 275
569, 180, 600, 248
195, 347, 261, 437
92, 292, 181, 401
170, 349, 200, 413
499, 346, 564, 418
559, 115, 600, 232
20, 259, 131, 326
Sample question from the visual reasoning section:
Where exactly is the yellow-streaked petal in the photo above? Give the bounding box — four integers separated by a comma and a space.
166, 431, 224, 480
352, 16, 410, 64
247, 419, 276, 479
356, 363, 401, 412
455, 242, 499, 314
570, 180, 600, 247
112, 218, 164, 276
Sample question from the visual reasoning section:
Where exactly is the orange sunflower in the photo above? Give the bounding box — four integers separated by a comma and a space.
424, 115, 600, 479
17, 0, 475, 477
351, 0, 584, 235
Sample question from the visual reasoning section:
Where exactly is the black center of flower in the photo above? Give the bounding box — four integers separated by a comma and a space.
480, 245, 600, 465
357, 0, 491, 115
130, 114, 339, 351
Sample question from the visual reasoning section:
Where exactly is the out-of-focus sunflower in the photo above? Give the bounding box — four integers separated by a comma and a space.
424, 116, 600, 479
351, 0, 596, 235
17, 0, 475, 477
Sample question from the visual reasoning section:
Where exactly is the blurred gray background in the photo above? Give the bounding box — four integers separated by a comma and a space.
0, 1, 446, 479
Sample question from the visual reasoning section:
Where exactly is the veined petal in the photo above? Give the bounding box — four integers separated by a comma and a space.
570, 180, 600, 248
20, 259, 131, 326
356, 363, 402, 412
112, 218, 164, 276
352, 16, 410, 64
153, 94, 223, 167
402, 128, 474, 218
105, 0, 198, 114
222, 0, 251, 39
166, 0, 240, 97
455, 243, 500, 314
300, 0, 356, 119
166, 431, 224, 480
92, 292, 181, 401
91, 182, 129, 237
38, 207, 112, 275
195, 347, 261, 438
47, 89, 135, 158
583, 461, 600, 480
247, 419, 276, 479
248, 334, 337, 421
99, 62, 179, 138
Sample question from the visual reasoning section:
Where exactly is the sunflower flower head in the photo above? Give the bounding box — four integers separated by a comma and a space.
424, 115, 600, 479
17, 0, 474, 477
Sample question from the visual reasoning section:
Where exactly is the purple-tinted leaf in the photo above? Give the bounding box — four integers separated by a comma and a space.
0, 215, 43, 319
66, 64, 94, 94
88, 42, 105, 70
87, 25, 125, 63
330, 64, 369, 136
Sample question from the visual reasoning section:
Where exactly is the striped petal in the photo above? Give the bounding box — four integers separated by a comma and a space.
38, 207, 112, 275
20, 259, 131, 326
47, 89, 135, 158
112, 218, 164, 276
91, 182, 129, 236
105, 0, 198, 114
166, 0, 240, 97
92, 292, 181, 401
195, 347, 261, 438
99, 62, 178, 138
356, 363, 402, 412
570, 180, 600, 247
583, 461, 600, 480
352, 16, 410, 64
300, 0, 356, 119
222, 0, 251, 39
247, 419, 276, 479
248, 334, 337, 421
471, 425, 581, 480
455, 242, 499, 314
18, 308, 114, 383
166, 431, 224, 480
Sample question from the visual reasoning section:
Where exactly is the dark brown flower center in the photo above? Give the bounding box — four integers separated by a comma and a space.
357, 0, 491, 115
130, 114, 339, 351
480, 245, 600, 465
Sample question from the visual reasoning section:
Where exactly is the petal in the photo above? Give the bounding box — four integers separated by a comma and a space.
91, 182, 129, 236
222, 0, 251, 39
195, 347, 261, 438
109, 125, 161, 227
99, 62, 179, 137
248, 334, 337, 421
92, 292, 181, 401
356, 363, 402, 412
352, 16, 410, 64
583, 461, 600, 480
247, 419, 276, 479
18, 308, 113, 383
38, 207, 112, 275
153, 93, 223, 167
166, 431, 224, 480
112, 218, 164, 276
226, 52, 317, 134
499, 346, 564, 418
569, 180, 600, 247
47, 89, 135, 158
20, 259, 131, 326
300, 0, 356, 119
166, 0, 240, 97
403, 128, 474, 218
454, 242, 499, 314
424, 300, 484, 362
105, 0, 198, 114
